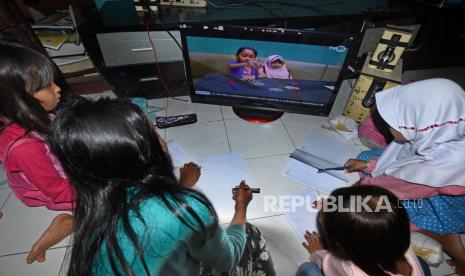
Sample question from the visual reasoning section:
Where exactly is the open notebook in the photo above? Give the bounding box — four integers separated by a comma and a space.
284, 130, 361, 195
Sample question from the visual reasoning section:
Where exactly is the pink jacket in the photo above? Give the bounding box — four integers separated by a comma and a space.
0, 124, 75, 211
361, 158, 465, 200
310, 248, 424, 276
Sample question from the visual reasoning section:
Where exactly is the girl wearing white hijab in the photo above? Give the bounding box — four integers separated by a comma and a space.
345, 78, 465, 275
263, 55, 292, 79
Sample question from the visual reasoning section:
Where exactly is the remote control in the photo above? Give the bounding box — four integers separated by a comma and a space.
155, 113, 197, 129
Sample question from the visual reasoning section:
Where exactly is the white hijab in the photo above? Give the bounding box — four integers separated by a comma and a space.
264, 55, 291, 79
372, 78, 465, 187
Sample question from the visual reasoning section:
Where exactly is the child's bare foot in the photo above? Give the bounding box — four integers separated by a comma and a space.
447, 259, 465, 276
26, 213, 74, 264
179, 162, 201, 187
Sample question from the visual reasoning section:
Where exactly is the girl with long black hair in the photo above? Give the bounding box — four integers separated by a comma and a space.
48, 97, 274, 275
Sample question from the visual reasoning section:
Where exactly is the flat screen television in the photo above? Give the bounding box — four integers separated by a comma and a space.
180, 24, 354, 122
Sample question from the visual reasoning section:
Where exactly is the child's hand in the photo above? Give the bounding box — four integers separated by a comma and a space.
179, 162, 201, 187
345, 159, 369, 173
245, 60, 261, 69
232, 181, 253, 209
302, 231, 324, 254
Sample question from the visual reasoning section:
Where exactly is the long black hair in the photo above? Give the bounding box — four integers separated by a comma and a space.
318, 185, 410, 275
48, 97, 217, 276
0, 42, 55, 134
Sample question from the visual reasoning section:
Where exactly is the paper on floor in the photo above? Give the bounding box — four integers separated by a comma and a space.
195, 153, 250, 222
167, 140, 190, 167
281, 188, 320, 239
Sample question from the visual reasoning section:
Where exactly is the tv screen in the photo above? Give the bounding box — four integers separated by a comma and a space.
180, 24, 353, 118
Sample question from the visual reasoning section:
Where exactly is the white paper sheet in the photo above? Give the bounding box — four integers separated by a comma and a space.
281, 188, 320, 239
167, 140, 190, 167
301, 130, 360, 165
195, 153, 249, 222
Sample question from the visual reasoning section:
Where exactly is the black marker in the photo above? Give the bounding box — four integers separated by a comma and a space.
232, 187, 261, 193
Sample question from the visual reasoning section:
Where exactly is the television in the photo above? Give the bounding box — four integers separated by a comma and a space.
180, 24, 354, 122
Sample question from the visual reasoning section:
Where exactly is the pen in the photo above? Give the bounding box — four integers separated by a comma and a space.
232, 187, 261, 193
317, 165, 352, 173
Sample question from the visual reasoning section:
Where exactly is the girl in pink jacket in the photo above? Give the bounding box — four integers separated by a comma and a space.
0, 42, 75, 264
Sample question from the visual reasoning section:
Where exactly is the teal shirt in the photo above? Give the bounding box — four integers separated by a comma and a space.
92, 192, 246, 275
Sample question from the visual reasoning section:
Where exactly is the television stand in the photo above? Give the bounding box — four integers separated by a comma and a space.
232, 106, 283, 123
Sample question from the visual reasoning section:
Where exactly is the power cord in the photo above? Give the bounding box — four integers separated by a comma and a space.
141, 4, 189, 103
145, 20, 189, 103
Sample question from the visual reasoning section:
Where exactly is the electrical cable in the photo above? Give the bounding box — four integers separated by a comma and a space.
141, 2, 188, 102
145, 20, 189, 102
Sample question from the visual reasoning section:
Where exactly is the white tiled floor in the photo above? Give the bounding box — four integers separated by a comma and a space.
0, 94, 460, 275
0, 195, 71, 256
0, 247, 68, 276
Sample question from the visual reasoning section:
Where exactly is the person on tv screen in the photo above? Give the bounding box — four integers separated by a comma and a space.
228, 47, 262, 81
263, 55, 293, 80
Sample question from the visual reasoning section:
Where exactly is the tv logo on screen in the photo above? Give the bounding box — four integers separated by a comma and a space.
329, 45, 347, 53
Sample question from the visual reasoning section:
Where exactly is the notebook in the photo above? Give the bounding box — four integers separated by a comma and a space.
284, 130, 361, 195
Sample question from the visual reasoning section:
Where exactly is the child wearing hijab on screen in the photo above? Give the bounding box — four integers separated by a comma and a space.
263, 55, 292, 80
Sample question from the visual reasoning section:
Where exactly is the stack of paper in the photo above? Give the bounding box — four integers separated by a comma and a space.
46, 43, 88, 66
33, 7, 80, 51
36, 31, 70, 50
31, 10, 74, 31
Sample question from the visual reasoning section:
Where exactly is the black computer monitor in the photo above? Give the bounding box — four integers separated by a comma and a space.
180, 24, 354, 122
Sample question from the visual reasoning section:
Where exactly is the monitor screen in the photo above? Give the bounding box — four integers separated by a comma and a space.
180, 24, 354, 117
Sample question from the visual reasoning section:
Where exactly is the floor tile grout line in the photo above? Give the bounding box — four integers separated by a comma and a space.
58, 245, 72, 276
164, 98, 169, 117
281, 119, 297, 150
0, 245, 69, 259
220, 109, 232, 153
0, 190, 12, 212
161, 98, 169, 139
244, 153, 292, 161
